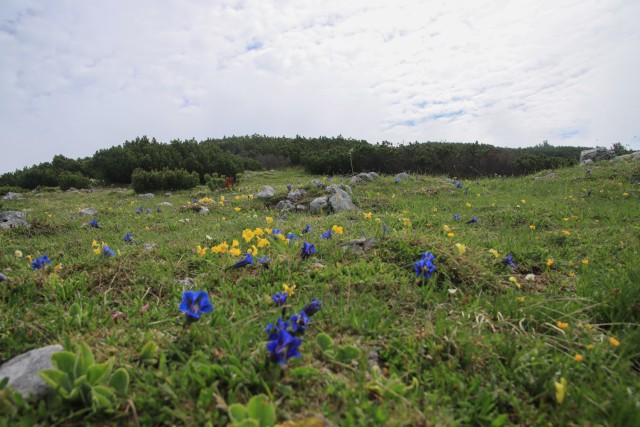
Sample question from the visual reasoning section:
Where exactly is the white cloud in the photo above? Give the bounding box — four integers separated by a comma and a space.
1, 0, 638, 173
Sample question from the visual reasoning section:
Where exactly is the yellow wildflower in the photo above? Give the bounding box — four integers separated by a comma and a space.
563, 217, 569, 221
521, 199, 526, 204
574, 354, 583, 362
247, 245, 258, 255
266, 217, 273, 224
212, 242, 229, 254
546, 258, 554, 267
557, 321, 569, 330
516, 296, 525, 303
242, 229, 255, 243
14, 250, 23, 257
332, 225, 343, 235
257, 238, 270, 248
234, 207, 241, 212
447, 232, 455, 237
231, 240, 239, 247
509, 276, 521, 289
93, 247, 100, 255
229, 248, 241, 257
196, 245, 208, 257
283, 283, 296, 297
363, 212, 372, 220
623, 192, 629, 197
264, 228, 272, 235
443, 224, 451, 232
465, 203, 471, 208
554, 377, 567, 404
54, 263, 62, 272
569, 272, 575, 277
220, 196, 225, 202
586, 344, 594, 350
582, 259, 589, 265
254, 228, 264, 236
609, 337, 620, 347
277, 234, 286, 241
529, 225, 536, 230
562, 230, 571, 236
488, 249, 500, 258
455, 243, 466, 255
92, 240, 99, 247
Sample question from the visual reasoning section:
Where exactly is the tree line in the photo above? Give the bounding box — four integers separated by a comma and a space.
0, 135, 593, 191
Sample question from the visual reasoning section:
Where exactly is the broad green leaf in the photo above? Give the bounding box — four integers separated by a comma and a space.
68, 303, 81, 317
51, 351, 76, 374
288, 366, 319, 378
228, 403, 250, 422
87, 362, 111, 385
73, 343, 94, 378
232, 420, 260, 427
74, 374, 88, 387
335, 345, 362, 364
246, 394, 276, 427
39, 369, 68, 390
92, 385, 115, 411
108, 368, 129, 395
139, 341, 159, 363
315, 333, 334, 352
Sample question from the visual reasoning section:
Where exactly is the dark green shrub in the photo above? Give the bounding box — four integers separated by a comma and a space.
59, 172, 91, 191
132, 168, 199, 193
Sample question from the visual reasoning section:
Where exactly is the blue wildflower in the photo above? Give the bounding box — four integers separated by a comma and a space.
453, 214, 461, 220
301, 299, 322, 317
382, 224, 390, 235
271, 292, 288, 307
271, 228, 283, 236
586, 168, 591, 176
89, 219, 100, 228
290, 311, 311, 334
302, 224, 312, 234
466, 216, 478, 224
157, 208, 162, 213
258, 256, 270, 268
102, 245, 116, 256
395, 177, 401, 183
146, 208, 152, 214
287, 233, 300, 243
124, 233, 134, 243
475, 181, 480, 185
501, 253, 516, 268
0, 273, 6, 282
321, 229, 332, 239
230, 253, 254, 269
457, 182, 463, 188
179, 290, 213, 322
266, 323, 302, 366
631, 178, 638, 184
287, 184, 292, 191
414, 251, 436, 279
301, 242, 317, 259
31, 254, 52, 270
136, 207, 143, 215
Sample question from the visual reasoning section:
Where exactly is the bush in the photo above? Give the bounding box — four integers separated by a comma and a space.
58, 172, 91, 191
131, 168, 200, 193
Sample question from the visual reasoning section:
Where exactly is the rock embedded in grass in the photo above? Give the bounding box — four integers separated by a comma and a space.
0, 344, 63, 400
0, 211, 30, 229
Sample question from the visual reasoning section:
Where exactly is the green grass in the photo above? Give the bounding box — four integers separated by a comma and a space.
1, 162, 639, 426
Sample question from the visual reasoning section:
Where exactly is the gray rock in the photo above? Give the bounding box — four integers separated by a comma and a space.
326, 184, 352, 196
0, 273, 6, 282
78, 207, 98, 216
395, 173, 410, 181
139, 193, 155, 199
349, 176, 363, 185
142, 243, 157, 250
275, 199, 296, 212
356, 173, 374, 182
286, 189, 307, 202
309, 196, 329, 213
329, 189, 357, 212
369, 172, 380, 179
66, 187, 79, 193
2, 192, 23, 201
256, 185, 276, 199
177, 277, 195, 287
164, 193, 172, 198
0, 344, 63, 399
344, 238, 378, 254
580, 147, 615, 165
198, 206, 209, 214
582, 158, 593, 165
158, 202, 173, 207
296, 204, 308, 212
0, 211, 30, 229
612, 151, 640, 162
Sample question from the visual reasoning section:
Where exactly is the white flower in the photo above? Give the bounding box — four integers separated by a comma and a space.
525, 274, 536, 281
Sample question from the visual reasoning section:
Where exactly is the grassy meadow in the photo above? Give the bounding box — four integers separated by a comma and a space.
1, 161, 639, 426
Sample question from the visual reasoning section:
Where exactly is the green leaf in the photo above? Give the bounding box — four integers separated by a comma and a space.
139, 341, 159, 363
73, 374, 88, 387
92, 385, 115, 411
288, 366, 319, 379
335, 345, 362, 364
39, 369, 68, 390
51, 351, 76, 375
228, 403, 250, 422
316, 333, 334, 352
246, 394, 276, 427
74, 343, 95, 378
68, 303, 81, 317
491, 414, 509, 427
108, 368, 129, 395
232, 420, 259, 427
87, 361, 112, 385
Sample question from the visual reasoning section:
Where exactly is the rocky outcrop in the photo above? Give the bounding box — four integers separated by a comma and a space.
580, 147, 615, 165
0, 211, 30, 229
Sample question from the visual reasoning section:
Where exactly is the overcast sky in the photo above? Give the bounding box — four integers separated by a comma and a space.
1, 0, 639, 174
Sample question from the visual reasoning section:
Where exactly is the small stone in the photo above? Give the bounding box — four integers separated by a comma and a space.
139, 193, 155, 199
78, 207, 98, 216
255, 186, 276, 199
158, 202, 173, 207
199, 206, 209, 214
177, 277, 195, 287
142, 243, 157, 250
0, 344, 63, 399
275, 199, 296, 212
309, 196, 329, 213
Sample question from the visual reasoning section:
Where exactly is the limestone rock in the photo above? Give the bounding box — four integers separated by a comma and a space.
276, 199, 296, 212
349, 176, 363, 185
329, 188, 356, 212
0, 273, 6, 282
256, 186, 276, 199
309, 196, 329, 213
139, 193, 155, 199
395, 173, 410, 181
356, 173, 374, 182
199, 206, 209, 214
286, 189, 307, 202
0, 344, 63, 399
296, 204, 308, 212
612, 151, 640, 162
0, 211, 30, 229
158, 202, 173, 207
78, 207, 98, 216
369, 172, 380, 179
2, 192, 23, 201
326, 184, 352, 196
534, 173, 557, 180
344, 238, 378, 254
580, 147, 615, 165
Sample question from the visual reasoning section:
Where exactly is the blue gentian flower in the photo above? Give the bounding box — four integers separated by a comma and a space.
321, 229, 332, 239
466, 216, 478, 224
382, 224, 390, 235
102, 245, 116, 256
414, 251, 436, 279
302, 224, 312, 234
136, 207, 143, 214
0, 273, 6, 282
89, 219, 100, 228
501, 253, 516, 268
586, 168, 591, 176
457, 182, 463, 188
301, 299, 322, 317
395, 177, 401, 183
290, 311, 311, 334
271, 228, 283, 236
31, 254, 52, 270
631, 178, 638, 184
453, 214, 461, 220
258, 256, 270, 268
287, 184, 292, 191
146, 208, 152, 214
271, 292, 288, 307
157, 208, 162, 213
266, 325, 302, 366
179, 290, 213, 322
230, 253, 254, 268
301, 242, 317, 259
287, 233, 299, 243
475, 181, 480, 185
124, 233, 134, 243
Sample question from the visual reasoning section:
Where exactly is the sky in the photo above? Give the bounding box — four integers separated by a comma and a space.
1, 0, 639, 174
